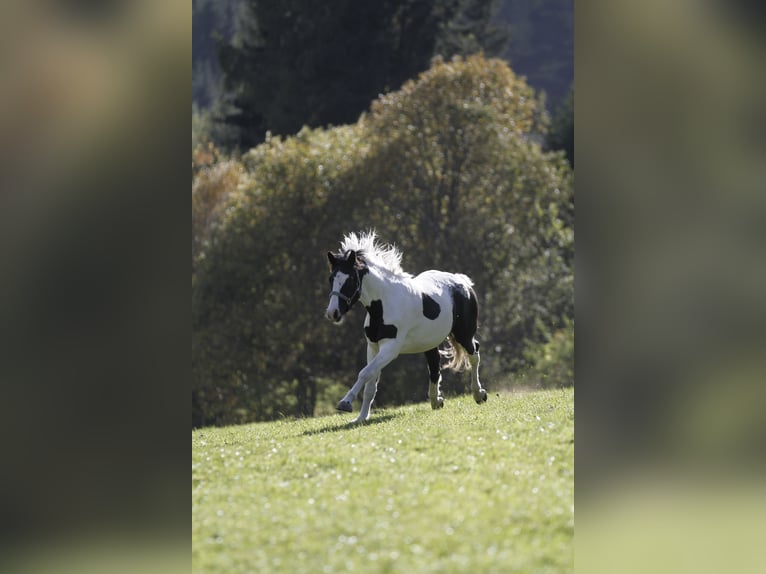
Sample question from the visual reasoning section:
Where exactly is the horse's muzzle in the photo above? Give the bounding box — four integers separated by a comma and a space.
326, 309, 343, 323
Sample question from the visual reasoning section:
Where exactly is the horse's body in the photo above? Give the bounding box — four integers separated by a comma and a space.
326, 231, 487, 424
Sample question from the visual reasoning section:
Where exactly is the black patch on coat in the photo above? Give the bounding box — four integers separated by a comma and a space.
449, 284, 479, 355
421, 294, 441, 320
364, 300, 398, 342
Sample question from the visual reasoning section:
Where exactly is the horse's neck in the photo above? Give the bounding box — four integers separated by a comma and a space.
360, 266, 405, 307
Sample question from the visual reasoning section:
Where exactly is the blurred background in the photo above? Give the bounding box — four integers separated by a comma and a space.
0, 1, 189, 572
576, 1, 766, 573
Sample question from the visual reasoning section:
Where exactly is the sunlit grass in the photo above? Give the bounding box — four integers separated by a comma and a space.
192, 389, 573, 573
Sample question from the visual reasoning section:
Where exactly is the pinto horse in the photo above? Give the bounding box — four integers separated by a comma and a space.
325, 231, 487, 423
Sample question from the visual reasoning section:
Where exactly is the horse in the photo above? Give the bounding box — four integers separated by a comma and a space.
325, 230, 487, 424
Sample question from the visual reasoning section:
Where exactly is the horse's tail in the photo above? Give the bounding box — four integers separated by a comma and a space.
440, 333, 471, 372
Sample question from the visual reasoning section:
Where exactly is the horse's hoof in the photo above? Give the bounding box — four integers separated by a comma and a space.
474, 389, 487, 404
336, 400, 353, 412
431, 398, 444, 410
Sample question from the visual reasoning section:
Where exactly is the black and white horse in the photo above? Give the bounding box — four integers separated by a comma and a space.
325, 231, 487, 423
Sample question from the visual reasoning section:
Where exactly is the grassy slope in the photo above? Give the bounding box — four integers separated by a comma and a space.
192, 389, 574, 573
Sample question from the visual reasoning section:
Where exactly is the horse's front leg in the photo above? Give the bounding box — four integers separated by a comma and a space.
338, 340, 402, 424
337, 342, 379, 412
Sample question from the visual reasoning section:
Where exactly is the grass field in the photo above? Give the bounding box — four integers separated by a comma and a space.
192, 389, 574, 573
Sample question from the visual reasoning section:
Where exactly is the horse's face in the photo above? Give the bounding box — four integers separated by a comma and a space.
326, 250, 364, 323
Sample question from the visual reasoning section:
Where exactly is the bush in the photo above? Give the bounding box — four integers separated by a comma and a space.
192, 159, 244, 262
192, 55, 573, 426
522, 318, 574, 389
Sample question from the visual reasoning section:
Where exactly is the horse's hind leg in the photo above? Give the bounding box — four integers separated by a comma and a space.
468, 348, 486, 404
424, 348, 444, 409
451, 285, 487, 404
453, 334, 485, 403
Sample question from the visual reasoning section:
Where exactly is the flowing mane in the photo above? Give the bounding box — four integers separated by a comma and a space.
340, 230, 411, 277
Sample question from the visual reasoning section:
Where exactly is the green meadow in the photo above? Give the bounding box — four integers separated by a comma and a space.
192, 389, 573, 573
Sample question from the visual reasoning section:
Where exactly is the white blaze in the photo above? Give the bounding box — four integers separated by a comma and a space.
326, 271, 349, 319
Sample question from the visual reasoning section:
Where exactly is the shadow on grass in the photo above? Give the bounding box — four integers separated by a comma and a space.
302, 412, 400, 436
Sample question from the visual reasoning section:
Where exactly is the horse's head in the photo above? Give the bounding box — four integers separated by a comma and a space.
326, 249, 366, 323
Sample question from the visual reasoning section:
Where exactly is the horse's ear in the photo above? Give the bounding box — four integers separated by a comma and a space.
327, 251, 337, 266
347, 250, 357, 266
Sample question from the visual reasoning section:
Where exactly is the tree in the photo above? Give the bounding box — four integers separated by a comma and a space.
546, 85, 573, 169
193, 0, 249, 149
218, 0, 509, 150
192, 55, 573, 426
498, 0, 573, 111
193, 0, 247, 107
362, 55, 572, 395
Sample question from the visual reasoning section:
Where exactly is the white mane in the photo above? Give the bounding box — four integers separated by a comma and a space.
340, 230, 411, 277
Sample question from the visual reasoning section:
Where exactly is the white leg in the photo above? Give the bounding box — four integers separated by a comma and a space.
470, 352, 487, 403
345, 341, 402, 423
337, 343, 378, 412
356, 372, 380, 423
